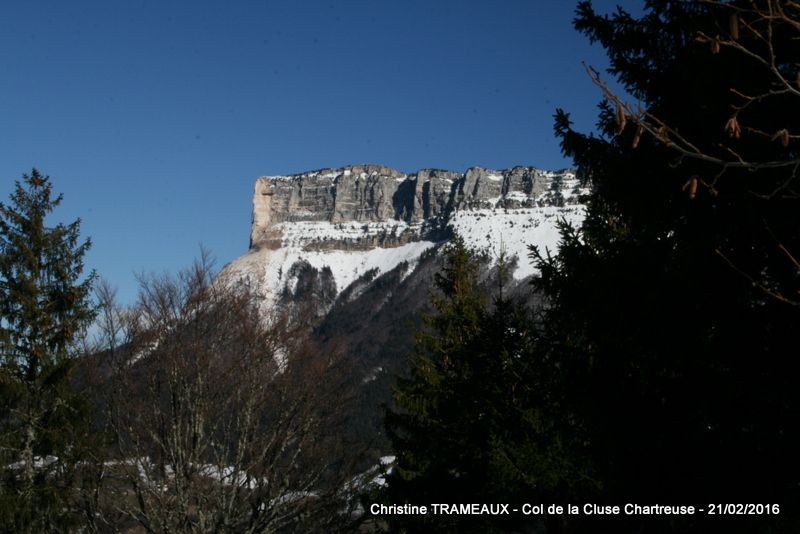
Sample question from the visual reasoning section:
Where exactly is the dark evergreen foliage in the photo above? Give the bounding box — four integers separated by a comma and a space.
0, 169, 96, 532
384, 237, 486, 529
383, 238, 546, 533
529, 1, 800, 531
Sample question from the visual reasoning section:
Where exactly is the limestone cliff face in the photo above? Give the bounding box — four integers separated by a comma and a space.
223, 163, 586, 319
250, 164, 575, 250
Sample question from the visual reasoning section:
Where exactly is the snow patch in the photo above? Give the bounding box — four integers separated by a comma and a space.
223, 239, 437, 308
296, 241, 436, 294
450, 205, 585, 280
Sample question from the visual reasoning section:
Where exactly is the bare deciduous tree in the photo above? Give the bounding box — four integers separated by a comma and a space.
93, 252, 361, 533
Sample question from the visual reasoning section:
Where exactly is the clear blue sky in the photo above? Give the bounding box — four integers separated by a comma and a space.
1, 0, 640, 305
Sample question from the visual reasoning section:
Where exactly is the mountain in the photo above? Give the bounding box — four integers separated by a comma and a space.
221, 163, 586, 312
217, 163, 587, 463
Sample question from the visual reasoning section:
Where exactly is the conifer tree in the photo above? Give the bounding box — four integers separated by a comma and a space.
0, 169, 96, 531
383, 237, 486, 531
528, 1, 800, 531
383, 239, 544, 532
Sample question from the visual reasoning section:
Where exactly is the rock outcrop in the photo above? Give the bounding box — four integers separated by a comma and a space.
223, 163, 586, 318
250, 164, 578, 250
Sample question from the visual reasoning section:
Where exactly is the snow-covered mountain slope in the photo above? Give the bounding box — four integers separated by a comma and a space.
220, 164, 587, 310
222, 236, 437, 309
449, 204, 585, 280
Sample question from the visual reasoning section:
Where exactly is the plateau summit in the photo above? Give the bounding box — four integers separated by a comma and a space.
222, 164, 586, 310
